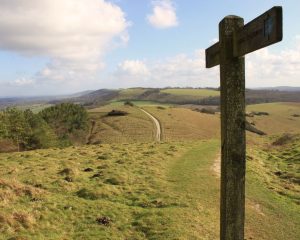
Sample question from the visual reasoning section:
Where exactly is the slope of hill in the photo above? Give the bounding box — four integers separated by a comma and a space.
0, 140, 299, 239
83, 102, 300, 144
246, 102, 300, 135
0, 98, 299, 239
142, 106, 220, 141
2, 88, 300, 110
87, 105, 155, 144
256, 86, 300, 92
69, 88, 300, 107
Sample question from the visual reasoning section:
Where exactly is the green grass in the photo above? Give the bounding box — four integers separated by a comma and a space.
16, 104, 53, 113
0, 139, 299, 239
246, 102, 300, 135
250, 134, 300, 204
117, 88, 148, 100
109, 100, 172, 107
143, 106, 220, 141
87, 105, 155, 143
160, 88, 220, 97
1, 102, 299, 239
0, 142, 188, 239
245, 142, 300, 240
167, 140, 220, 239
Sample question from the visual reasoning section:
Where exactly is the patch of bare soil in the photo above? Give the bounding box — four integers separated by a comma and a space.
211, 153, 220, 177
247, 199, 265, 216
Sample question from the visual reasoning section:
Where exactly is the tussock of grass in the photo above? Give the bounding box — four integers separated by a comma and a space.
272, 133, 295, 146
0, 142, 190, 239
0, 139, 299, 239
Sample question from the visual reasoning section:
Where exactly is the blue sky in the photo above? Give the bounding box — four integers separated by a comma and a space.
0, 0, 299, 96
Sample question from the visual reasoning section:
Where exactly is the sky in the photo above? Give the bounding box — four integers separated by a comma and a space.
0, 0, 299, 97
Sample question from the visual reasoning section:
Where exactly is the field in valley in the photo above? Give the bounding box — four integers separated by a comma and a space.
0, 101, 299, 239
160, 88, 220, 97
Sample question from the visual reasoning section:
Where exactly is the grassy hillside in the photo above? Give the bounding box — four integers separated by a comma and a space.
86, 102, 300, 144
117, 88, 148, 100
246, 103, 300, 135
2, 88, 300, 110
0, 140, 299, 239
87, 105, 155, 144
17, 104, 54, 113
86, 103, 220, 143
64, 88, 300, 107
143, 106, 220, 141
0, 102, 299, 239
109, 100, 171, 107
161, 88, 220, 97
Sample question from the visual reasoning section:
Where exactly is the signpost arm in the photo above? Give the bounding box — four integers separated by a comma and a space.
219, 16, 246, 240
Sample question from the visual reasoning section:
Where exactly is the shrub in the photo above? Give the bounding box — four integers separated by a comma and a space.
200, 108, 216, 115
272, 134, 294, 146
124, 101, 134, 106
106, 110, 128, 117
76, 188, 99, 200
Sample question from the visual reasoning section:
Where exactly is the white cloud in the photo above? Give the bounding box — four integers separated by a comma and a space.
147, 0, 178, 29
0, 0, 129, 88
114, 50, 218, 88
10, 77, 34, 86
150, 50, 218, 86
246, 36, 300, 87
118, 60, 149, 76
114, 37, 300, 88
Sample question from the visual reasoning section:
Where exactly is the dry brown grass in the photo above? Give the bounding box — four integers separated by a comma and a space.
0, 178, 43, 206
0, 211, 35, 233
88, 105, 155, 143
0, 139, 18, 153
12, 212, 35, 229
142, 106, 220, 141
246, 102, 300, 135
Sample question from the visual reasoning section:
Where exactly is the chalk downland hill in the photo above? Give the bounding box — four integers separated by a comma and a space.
0, 101, 299, 239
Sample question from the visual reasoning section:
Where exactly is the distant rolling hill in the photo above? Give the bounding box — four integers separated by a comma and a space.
255, 86, 300, 92
1, 87, 300, 109
67, 87, 300, 107
0, 90, 92, 109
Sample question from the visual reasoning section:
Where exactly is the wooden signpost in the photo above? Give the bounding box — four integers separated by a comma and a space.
205, 6, 282, 240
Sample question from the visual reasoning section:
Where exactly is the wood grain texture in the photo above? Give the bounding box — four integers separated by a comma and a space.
206, 42, 220, 68
234, 6, 282, 57
205, 6, 282, 68
219, 16, 246, 240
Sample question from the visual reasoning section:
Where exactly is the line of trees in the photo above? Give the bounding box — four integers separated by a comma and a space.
0, 103, 89, 152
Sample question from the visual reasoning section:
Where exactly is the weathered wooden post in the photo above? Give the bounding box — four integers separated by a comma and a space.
219, 15, 246, 240
205, 6, 282, 240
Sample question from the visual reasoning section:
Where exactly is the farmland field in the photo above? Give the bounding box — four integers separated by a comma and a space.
116, 88, 148, 100
17, 104, 54, 113
161, 88, 220, 97
108, 100, 172, 107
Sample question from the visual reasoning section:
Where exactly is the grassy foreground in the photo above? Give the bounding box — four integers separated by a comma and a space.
0, 139, 299, 239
